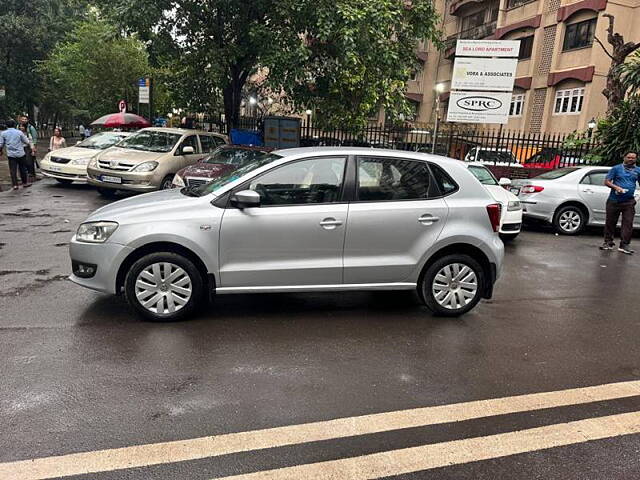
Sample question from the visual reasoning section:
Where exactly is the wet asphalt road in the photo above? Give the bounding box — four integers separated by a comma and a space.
1, 179, 640, 479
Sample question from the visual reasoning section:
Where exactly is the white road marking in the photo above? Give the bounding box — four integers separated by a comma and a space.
1, 380, 639, 480
212, 411, 640, 480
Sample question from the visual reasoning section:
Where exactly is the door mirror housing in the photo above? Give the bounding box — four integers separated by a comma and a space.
230, 189, 261, 209
498, 177, 512, 188
182, 146, 195, 155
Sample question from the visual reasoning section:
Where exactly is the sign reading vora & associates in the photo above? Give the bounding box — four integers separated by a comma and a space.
451, 57, 517, 92
447, 92, 511, 124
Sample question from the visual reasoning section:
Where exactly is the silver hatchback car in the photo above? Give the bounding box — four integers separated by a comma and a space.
69, 148, 504, 321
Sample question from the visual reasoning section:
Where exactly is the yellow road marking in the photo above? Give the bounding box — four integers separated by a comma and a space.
1, 380, 639, 480
213, 411, 640, 480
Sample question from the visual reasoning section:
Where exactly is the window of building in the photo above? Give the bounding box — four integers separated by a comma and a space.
488, 5, 499, 22
507, 0, 535, 8
510, 94, 525, 117
461, 11, 485, 31
554, 88, 585, 115
518, 36, 534, 60
563, 18, 597, 51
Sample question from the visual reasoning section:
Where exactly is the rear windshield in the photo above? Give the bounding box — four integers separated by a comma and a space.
535, 168, 580, 180
468, 165, 498, 185
478, 151, 514, 163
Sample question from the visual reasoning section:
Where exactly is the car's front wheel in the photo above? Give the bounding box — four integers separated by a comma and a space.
420, 254, 485, 317
553, 205, 585, 235
160, 175, 174, 190
124, 252, 204, 321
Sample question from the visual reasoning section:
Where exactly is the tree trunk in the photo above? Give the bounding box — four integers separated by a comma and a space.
222, 69, 249, 133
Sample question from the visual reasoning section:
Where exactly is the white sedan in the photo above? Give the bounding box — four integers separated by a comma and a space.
464, 162, 523, 240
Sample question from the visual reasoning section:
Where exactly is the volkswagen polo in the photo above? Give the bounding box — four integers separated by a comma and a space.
70, 148, 504, 321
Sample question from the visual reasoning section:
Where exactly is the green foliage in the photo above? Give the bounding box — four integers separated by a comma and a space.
593, 98, 640, 165
38, 18, 151, 120
621, 51, 640, 97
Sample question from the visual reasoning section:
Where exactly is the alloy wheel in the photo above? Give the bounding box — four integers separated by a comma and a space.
135, 262, 192, 315
431, 263, 478, 310
558, 210, 581, 233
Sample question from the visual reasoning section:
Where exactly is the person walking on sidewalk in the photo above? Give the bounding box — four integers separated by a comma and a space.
49, 127, 66, 151
0, 120, 36, 190
601, 152, 640, 254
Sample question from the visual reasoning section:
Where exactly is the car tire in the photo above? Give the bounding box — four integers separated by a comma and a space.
160, 175, 174, 190
553, 205, 585, 235
97, 187, 118, 198
420, 254, 485, 317
499, 233, 519, 242
55, 179, 73, 186
124, 252, 204, 322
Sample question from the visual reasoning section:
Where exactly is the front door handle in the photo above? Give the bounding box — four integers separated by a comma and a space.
319, 218, 343, 230
418, 214, 440, 225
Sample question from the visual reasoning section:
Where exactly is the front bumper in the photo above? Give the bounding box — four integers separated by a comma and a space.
69, 237, 133, 294
40, 161, 89, 183
87, 168, 159, 192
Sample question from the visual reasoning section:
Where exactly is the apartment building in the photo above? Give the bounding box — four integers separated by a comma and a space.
407, 0, 640, 133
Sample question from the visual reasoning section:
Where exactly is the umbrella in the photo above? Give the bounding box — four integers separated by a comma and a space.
90, 112, 151, 128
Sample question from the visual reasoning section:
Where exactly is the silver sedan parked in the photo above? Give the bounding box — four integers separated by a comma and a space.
69, 148, 504, 321
513, 166, 640, 235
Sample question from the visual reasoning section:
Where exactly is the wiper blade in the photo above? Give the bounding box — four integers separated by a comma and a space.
180, 185, 200, 197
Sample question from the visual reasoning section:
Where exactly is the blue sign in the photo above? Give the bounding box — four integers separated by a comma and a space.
138, 77, 147, 87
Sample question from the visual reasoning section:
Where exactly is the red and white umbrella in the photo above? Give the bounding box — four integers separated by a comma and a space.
90, 112, 151, 129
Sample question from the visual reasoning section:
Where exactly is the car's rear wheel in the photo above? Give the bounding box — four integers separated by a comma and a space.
124, 252, 204, 321
97, 187, 118, 198
55, 178, 73, 185
553, 205, 585, 235
420, 254, 485, 317
160, 175, 174, 190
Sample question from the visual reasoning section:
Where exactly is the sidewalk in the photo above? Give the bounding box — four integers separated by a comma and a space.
0, 136, 78, 191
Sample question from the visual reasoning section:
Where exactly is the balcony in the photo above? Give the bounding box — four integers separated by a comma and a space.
443, 20, 497, 52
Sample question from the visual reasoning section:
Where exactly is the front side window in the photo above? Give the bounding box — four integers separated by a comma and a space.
117, 131, 181, 153
563, 18, 597, 51
510, 94, 525, 117
580, 171, 608, 185
177, 135, 199, 155
357, 157, 434, 201
249, 157, 346, 206
554, 88, 585, 115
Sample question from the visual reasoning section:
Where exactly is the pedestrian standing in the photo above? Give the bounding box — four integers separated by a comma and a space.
49, 127, 67, 151
19, 115, 38, 179
84, 126, 92, 138
79, 124, 86, 140
0, 120, 35, 190
601, 152, 640, 254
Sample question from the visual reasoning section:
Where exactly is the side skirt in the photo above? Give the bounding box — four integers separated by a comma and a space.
215, 283, 417, 294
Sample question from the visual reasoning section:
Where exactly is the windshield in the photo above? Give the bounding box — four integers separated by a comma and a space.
205, 148, 267, 166
535, 167, 580, 180
184, 153, 282, 197
76, 132, 127, 150
117, 130, 181, 153
479, 151, 515, 163
468, 165, 498, 185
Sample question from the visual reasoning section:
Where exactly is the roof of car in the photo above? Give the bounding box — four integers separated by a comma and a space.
140, 127, 226, 136
220, 144, 274, 152
273, 147, 463, 167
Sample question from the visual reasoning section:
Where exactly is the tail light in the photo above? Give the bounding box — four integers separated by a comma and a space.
521, 185, 544, 194
486, 203, 502, 233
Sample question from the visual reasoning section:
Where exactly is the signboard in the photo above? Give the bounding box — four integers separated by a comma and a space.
446, 91, 512, 124
263, 116, 301, 149
452, 57, 518, 92
138, 77, 150, 104
455, 40, 521, 58
118, 100, 127, 113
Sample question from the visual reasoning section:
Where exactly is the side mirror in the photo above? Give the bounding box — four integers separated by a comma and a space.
76, 141, 82, 145
230, 189, 261, 209
182, 146, 195, 154
498, 177, 512, 188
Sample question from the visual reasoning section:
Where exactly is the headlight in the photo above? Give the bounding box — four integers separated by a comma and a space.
172, 174, 185, 187
71, 158, 91, 165
507, 200, 522, 211
132, 161, 159, 172
76, 221, 119, 243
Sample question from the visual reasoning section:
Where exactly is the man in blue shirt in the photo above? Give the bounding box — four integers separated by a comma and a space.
601, 152, 640, 254
0, 119, 35, 190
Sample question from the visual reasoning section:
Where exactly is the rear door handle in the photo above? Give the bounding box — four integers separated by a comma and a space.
319, 218, 343, 230
582, 188, 594, 194
418, 214, 440, 225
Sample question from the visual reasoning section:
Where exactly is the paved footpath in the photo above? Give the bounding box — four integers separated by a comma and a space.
0, 180, 639, 479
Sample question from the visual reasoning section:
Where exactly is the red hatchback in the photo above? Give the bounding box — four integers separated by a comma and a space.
172, 145, 274, 188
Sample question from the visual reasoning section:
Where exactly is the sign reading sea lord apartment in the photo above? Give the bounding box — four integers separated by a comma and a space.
452, 58, 518, 91
447, 92, 511, 124
456, 40, 520, 58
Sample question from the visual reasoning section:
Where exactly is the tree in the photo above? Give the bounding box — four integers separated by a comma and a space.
38, 18, 151, 121
99, 0, 441, 129
595, 14, 640, 112
592, 98, 640, 165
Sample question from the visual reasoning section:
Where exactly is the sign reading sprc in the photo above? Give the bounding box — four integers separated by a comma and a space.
447, 92, 511, 124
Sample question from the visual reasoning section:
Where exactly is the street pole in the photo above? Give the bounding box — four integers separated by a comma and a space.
432, 95, 440, 154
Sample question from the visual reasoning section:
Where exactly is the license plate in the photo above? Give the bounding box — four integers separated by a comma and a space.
49, 166, 62, 172
100, 175, 122, 184
510, 187, 520, 195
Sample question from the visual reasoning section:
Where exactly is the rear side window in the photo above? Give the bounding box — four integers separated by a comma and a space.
430, 164, 458, 195
199, 135, 217, 153
356, 157, 436, 201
